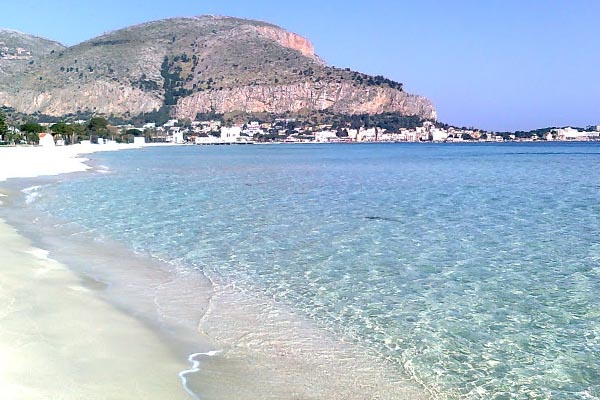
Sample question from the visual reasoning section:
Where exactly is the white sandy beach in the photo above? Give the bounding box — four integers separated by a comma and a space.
0, 143, 147, 182
0, 143, 194, 399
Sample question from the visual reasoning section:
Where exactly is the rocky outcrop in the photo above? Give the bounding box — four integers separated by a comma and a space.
0, 81, 162, 116
255, 26, 320, 62
175, 82, 437, 120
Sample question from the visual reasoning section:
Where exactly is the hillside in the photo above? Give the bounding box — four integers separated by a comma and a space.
0, 16, 436, 121
0, 29, 66, 78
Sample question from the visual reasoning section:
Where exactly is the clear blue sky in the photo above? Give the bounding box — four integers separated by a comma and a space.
1, 0, 599, 131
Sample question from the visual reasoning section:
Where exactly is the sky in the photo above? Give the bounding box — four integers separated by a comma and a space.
1, 0, 599, 131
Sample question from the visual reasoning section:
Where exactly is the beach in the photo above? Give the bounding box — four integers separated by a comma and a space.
0, 143, 199, 399
0, 218, 195, 399
0, 142, 151, 183
0, 143, 429, 400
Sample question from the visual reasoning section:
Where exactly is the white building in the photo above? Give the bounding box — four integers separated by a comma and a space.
430, 128, 448, 142
200, 120, 221, 132
220, 126, 242, 143
378, 132, 397, 142
164, 119, 179, 128
38, 132, 55, 147
246, 121, 261, 135
172, 131, 184, 144
314, 130, 339, 143
415, 127, 429, 141
400, 129, 418, 142
133, 136, 146, 145
553, 127, 587, 140
195, 136, 219, 145
357, 128, 377, 142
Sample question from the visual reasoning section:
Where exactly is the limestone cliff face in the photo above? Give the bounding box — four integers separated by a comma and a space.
255, 26, 321, 62
175, 82, 437, 120
0, 81, 162, 116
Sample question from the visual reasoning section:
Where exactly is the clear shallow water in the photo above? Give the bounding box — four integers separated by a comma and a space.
31, 143, 600, 398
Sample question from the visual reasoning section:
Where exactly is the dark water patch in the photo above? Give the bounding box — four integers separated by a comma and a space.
364, 216, 402, 222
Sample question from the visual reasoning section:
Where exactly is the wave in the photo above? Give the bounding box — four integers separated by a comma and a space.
178, 350, 222, 400
22, 185, 43, 204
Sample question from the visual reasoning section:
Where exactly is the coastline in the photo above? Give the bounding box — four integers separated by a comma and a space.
0, 142, 177, 183
0, 144, 431, 399
0, 143, 204, 399
0, 216, 194, 399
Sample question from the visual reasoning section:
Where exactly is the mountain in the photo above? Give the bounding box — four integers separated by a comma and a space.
0, 29, 66, 78
0, 16, 436, 121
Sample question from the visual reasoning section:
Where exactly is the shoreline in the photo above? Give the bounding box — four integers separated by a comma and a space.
0, 144, 431, 399
0, 143, 209, 399
0, 142, 181, 183
0, 216, 195, 399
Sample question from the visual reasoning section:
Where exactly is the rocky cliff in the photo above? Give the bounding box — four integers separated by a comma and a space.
254, 26, 321, 62
175, 81, 436, 120
0, 81, 161, 116
0, 16, 436, 121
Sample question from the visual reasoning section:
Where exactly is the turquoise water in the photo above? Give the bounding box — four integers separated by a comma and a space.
32, 143, 600, 398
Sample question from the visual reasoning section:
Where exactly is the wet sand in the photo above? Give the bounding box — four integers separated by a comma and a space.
0, 218, 192, 399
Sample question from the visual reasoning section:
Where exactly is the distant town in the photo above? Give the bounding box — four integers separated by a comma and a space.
1, 113, 600, 147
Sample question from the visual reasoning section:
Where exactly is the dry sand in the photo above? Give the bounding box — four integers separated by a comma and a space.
0, 143, 147, 183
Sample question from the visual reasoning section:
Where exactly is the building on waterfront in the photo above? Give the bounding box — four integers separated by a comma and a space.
431, 128, 448, 142
246, 121, 261, 136
551, 127, 595, 140
314, 130, 339, 143
357, 128, 377, 142
220, 126, 242, 143
172, 131, 184, 144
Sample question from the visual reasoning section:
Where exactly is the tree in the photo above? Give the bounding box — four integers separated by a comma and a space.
5, 129, 22, 145
87, 117, 109, 142
126, 128, 142, 136
20, 122, 44, 134
0, 112, 8, 143
50, 122, 75, 144
20, 122, 44, 145
118, 128, 129, 143
71, 123, 87, 144
142, 128, 154, 142
337, 128, 349, 138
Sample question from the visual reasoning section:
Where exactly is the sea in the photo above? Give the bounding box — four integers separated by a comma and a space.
14, 142, 600, 399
